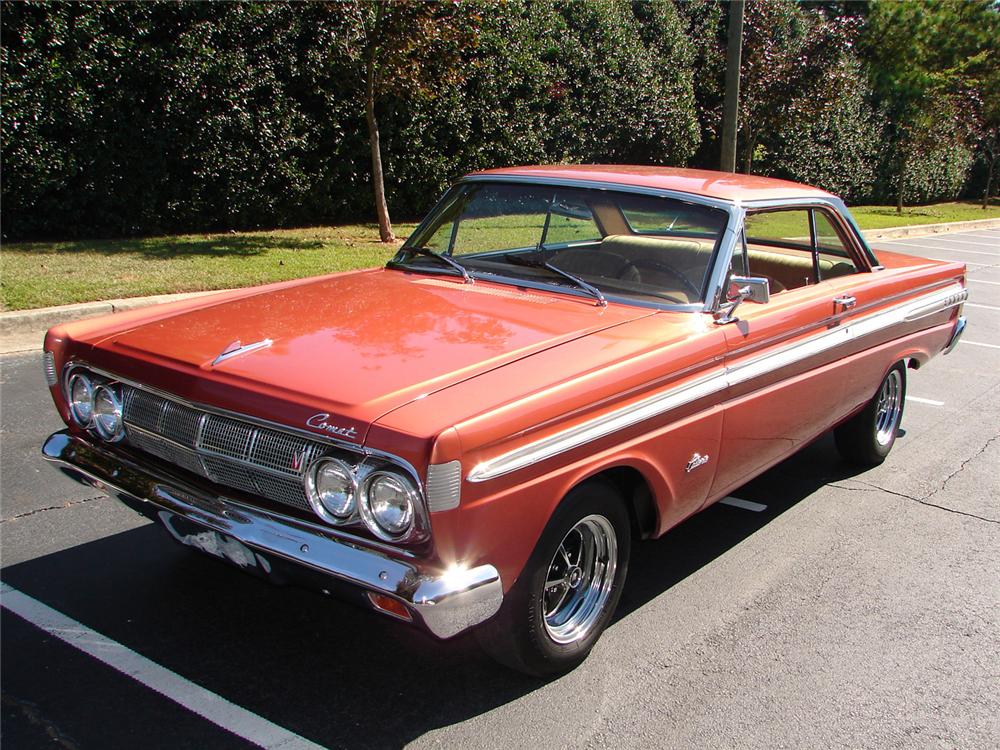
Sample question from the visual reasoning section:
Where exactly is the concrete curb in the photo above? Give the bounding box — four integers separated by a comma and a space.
861, 216, 1000, 241
1, 290, 230, 355
2, 216, 998, 356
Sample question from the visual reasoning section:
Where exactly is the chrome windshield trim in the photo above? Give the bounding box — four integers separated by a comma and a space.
467, 283, 965, 482
396, 176, 738, 313
459, 174, 738, 210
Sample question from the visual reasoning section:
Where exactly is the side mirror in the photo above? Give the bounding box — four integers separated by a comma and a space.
715, 275, 770, 325
728, 275, 770, 303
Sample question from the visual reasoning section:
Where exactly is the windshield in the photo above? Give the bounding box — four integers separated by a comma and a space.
391, 182, 729, 306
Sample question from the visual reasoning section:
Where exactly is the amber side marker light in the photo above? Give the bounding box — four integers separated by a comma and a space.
367, 592, 412, 622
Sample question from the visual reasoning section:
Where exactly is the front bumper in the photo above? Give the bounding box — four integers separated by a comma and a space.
42, 431, 502, 639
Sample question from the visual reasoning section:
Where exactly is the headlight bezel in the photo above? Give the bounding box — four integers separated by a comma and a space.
302, 456, 427, 544
92, 383, 125, 441
64, 365, 125, 442
304, 457, 358, 524
359, 470, 419, 541
68, 371, 96, 427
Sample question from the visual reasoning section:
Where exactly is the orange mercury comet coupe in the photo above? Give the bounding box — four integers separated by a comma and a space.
42, 166, 968, 675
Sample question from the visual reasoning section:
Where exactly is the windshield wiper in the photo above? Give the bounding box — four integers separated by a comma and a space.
394, 246, 473, 284
503, 253, 607, 307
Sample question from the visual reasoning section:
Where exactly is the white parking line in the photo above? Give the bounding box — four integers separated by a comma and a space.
938, 238, 1000, 247
719, 497, 768, 512
966, 302, 1000, 311
895, 242, 999, 256
929, 258, 991, 266
968, 279, 1000, 286
962, 340, 1000, 350
0, 583, 324, 750
906, 396, 945, 406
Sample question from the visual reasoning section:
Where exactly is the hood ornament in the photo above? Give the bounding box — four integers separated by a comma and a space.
211, 338, 273, 367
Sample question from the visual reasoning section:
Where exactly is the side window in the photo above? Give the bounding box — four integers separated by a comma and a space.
744, 209, 816, 293
813, 210, 859, 280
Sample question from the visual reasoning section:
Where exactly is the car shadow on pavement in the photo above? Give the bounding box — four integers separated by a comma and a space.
1, 433, 868, 748
616, 432, 866, 621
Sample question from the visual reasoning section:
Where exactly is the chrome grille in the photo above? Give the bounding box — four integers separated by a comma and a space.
120, 384, 330, 513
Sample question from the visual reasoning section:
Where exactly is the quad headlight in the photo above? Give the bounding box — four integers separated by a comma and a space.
304, 459, 420, 541
68, 372, 96, 426
359, 471, 417, 540
305, 458, 357, 524
92, 383, 124, 441
65, 368, 124, 441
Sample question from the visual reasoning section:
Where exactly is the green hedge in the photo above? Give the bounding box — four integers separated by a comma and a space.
1, 0, 701, 240
0, 1, 984, 242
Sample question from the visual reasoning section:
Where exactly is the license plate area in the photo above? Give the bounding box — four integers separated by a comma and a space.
157, 510, 279, 581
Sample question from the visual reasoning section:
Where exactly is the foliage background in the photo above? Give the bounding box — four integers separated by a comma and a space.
2, 0, 997, 241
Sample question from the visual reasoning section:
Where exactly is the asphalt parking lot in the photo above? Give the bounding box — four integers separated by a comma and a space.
2, 228, 998, 749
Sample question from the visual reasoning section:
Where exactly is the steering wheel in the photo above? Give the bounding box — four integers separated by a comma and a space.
630, 258, 702, 298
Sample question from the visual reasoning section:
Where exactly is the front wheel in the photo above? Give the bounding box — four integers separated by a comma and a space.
475, 480, 631, 676
835, 363, 906, 467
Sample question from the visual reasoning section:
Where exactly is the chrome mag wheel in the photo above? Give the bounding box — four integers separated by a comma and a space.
542, 514, 618, 645
875, 368, 903, 446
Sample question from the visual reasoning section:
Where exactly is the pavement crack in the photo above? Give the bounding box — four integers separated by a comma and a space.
904, 497, 1000, 525
830, 480, 921, 502
0, 495, 104, 524
923, 432, 1000, 502
1, 692, 82, 750
831, 431, 1000, 525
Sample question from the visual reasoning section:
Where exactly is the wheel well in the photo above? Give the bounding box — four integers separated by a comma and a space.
584, 467, 657, 540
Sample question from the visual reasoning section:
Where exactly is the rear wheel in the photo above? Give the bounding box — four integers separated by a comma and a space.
835, 363, 906, 467
475, 480, 630, 676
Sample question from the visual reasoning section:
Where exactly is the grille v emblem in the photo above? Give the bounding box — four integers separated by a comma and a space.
211, 338, 273, 367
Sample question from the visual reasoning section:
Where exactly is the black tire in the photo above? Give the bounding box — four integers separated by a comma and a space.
475, 479, 631, 677
835, 363, 906, 467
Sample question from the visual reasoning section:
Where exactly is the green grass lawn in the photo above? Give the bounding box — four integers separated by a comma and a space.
849, 200, 1000, 229
1, 200, 996, 311
1, 224, 416, 311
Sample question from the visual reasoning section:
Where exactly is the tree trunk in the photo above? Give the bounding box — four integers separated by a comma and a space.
896, 150, 908, 215
719, 0, 744, 173
365, 56, 394, 243
743, 137, 754, 175
984, 152, 995, 210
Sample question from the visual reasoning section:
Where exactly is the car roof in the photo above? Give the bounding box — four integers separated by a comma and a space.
470, 164, 837, 203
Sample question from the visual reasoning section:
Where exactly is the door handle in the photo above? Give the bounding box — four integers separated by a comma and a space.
833, 295, 856, 311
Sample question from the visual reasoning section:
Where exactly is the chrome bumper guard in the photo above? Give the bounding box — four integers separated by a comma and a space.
942, 315, 967, 355
42, 431, 502, 639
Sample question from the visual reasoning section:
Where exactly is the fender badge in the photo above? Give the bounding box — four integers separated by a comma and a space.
306, 413, 358, 440
685, 453, 710, 473
211, 338, 273, 367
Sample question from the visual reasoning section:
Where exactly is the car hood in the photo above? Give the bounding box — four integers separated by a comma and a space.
93, 269, 653, 443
